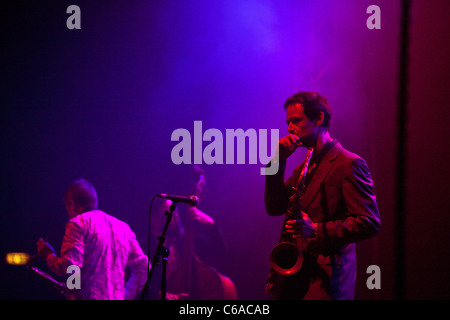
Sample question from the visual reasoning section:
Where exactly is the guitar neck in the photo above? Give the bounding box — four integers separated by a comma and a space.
28, 266, 67, 297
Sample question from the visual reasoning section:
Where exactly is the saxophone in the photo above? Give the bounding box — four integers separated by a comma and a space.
266, 147, 314, 297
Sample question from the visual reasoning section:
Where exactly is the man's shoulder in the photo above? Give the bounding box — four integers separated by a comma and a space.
69, 210, 135, 237
70, 210, 129, 227
100, 211, 133, 231
333, 144, 374, 179
69, 209, 102, 222
334, 143, 365, 165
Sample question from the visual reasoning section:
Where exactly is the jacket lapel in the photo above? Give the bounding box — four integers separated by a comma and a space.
302, 143, 342, 211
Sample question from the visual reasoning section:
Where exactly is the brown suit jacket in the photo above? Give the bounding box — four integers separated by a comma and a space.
265, 141, 380, 299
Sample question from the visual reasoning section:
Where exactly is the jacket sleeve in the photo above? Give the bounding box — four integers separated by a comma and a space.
265, 158, 290, 216
265, 160, 304, 216
315, 158, 381, 247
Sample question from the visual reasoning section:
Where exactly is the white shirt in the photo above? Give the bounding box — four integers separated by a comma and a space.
47, 210, 148, 300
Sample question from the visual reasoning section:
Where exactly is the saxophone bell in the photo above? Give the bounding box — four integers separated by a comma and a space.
269, 241, 303, 276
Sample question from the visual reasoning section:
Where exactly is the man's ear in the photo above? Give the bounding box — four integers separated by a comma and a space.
65, 199, 73, 209
315, 111, 325, 127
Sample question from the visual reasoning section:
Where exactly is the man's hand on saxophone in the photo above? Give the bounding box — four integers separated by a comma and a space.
285, 211, 317, 238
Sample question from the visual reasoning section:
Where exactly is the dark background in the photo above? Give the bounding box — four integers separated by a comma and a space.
1, 0, 449, 300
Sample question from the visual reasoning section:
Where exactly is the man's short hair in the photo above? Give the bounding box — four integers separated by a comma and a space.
64, 178, 98, 213
283, 91, 332, 130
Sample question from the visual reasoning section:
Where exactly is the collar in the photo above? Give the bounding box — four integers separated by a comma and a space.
311, 139, 338, 165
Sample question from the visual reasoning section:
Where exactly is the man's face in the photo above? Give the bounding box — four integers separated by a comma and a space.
286, 103, 319, 147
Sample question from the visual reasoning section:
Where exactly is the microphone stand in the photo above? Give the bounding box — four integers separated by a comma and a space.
140, 201, 176, 300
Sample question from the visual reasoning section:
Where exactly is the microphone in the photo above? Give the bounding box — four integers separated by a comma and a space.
157, 194, 199, 206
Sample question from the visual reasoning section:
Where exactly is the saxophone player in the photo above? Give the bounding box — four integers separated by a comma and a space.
265, 91, 380, 300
